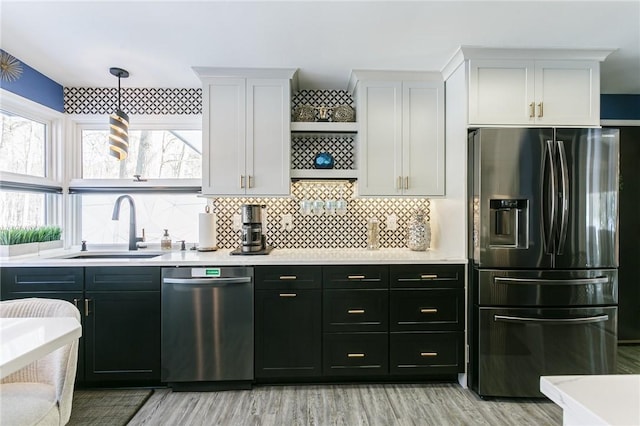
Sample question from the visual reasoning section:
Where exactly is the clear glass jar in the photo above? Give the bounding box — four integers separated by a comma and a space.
366, 217, 380, 250
407, 209, 430, 251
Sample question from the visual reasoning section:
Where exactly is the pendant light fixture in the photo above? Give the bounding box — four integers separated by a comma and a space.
108, 67, 130, 160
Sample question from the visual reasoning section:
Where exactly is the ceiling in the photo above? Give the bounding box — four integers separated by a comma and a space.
2, 1, 639, 93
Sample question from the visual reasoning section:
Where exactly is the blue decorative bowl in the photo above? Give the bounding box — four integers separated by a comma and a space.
314, 152, 335, 169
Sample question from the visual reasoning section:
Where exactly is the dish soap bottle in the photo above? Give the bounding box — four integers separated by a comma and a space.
161, 229, 172, 250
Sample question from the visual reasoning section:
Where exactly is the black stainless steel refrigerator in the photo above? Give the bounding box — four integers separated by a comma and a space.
468, 128, 619, 398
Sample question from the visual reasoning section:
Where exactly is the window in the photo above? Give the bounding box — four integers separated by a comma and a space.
0, 110, 47, 177
0, 92, 62, 231
82, 129, 201, 179
70, 118, 203, 246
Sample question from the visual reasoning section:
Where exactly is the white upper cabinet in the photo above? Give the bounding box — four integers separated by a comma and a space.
446, 47, 613, 127
194, 68, 297, 196
468, 59, 599, 126
349, 71, 445, 196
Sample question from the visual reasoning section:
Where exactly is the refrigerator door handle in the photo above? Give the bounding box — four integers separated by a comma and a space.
494, 276, 609, 286
494, 314, 609, 325
543, 139, 557, 254
556, 140, 570, 254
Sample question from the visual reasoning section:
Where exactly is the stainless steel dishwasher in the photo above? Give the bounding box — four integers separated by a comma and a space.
161, 266, 254, 390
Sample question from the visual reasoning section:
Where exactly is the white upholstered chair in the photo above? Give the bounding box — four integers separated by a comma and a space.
0, 298, 81, 426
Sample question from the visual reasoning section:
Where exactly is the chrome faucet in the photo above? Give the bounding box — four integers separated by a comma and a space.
112, 195, 143, 251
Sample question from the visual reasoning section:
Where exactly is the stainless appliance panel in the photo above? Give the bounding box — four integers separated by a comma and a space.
553, 128, 619, 269
161, 267, 254, 385
476, 269, 618, 307
476, 306, 617, 397
470, 128, 553, 268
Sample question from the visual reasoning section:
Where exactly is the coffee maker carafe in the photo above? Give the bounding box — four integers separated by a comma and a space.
241, 204, 266, 253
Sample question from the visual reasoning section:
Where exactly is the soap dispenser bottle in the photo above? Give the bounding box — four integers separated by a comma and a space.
161, 229, 172, 250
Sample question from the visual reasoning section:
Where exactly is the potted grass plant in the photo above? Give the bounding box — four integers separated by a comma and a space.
0, 225, 62, 257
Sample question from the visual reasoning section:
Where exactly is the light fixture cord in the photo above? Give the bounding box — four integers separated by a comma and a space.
117, 74, 122, 111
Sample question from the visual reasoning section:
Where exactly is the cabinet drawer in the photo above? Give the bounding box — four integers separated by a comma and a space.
1, 267, 83, 297
85, 267, 160, 291
323, 265, 388, 289
390, 289, 464, 331
255, 266, 321, 290
324, 289, 388, 332
323, 333, 388, 376
390, 264, 464, 289
390, 332, 464, 375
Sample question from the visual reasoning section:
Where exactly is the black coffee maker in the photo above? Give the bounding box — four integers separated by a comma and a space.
240, 204, 267, 253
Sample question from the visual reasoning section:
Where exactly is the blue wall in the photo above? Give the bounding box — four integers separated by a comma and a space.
0, 49, 64, 112
601, 94, 640, 120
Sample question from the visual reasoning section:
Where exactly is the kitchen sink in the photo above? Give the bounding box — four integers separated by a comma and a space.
57, 251, 164, 259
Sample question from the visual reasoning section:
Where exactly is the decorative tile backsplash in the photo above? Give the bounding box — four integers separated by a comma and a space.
211, 182, 430, 249
291, 135, 355, 170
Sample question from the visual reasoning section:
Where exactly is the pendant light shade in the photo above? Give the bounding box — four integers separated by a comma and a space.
108, 67, 130, 161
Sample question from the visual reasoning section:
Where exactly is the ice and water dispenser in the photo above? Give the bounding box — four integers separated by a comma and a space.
489, 199, 528, 248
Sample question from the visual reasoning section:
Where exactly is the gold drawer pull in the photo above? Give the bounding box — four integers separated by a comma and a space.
279, 275, 297, 280
348, 275, 365, 280
279, 293, 297, 297
421, 274, 438, 279
348, 309, 365, 314
420, 308, 438, 314
348, 353, 365, 358
421, 352, 438, 357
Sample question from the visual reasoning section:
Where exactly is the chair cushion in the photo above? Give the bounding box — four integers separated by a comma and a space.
0, 382, 60, 426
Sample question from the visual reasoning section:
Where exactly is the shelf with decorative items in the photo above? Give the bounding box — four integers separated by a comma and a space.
290, 90, 358, 181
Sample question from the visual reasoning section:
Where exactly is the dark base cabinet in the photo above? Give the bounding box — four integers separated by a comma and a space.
390, 332, 464, 375
0, 266, 161, 386
323, 333, 388, 377
254, 266, 322, 380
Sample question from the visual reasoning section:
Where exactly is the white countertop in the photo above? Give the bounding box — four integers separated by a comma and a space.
540, 375, 640, 426
1, 247, 467, 267
0, 317, 82, 378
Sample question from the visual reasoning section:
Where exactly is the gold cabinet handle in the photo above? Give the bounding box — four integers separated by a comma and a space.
240, 175, 245, 189
421, 274, 438, 280
348, 309, 365, 314
397, 176, 402, 190
348, 353, 365, 358
537, 102, 543, 118
529, 102, 535, 118
84, 298, 91, 317
404, 176, 409, 190
420, 308, 438, 314
348, 275, 365, 280
279, 275, 297, 280
73, 298, 81, 309
420, 352, 438, 357
248, 175, 254, 188
279, 293, 297, 297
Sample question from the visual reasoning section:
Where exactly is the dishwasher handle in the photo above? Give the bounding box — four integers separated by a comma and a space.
163, 277, 252, 286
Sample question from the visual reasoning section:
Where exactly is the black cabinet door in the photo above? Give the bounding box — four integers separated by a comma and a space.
255, 289, 322, 379
390, 289, 464, 332
84, 290, 161, 383
323, 265, 389, 289
1, 267, 84, 298
390, 264, 464, 289
84, 266, 161, 384
323, 333, 388, 377
323, 289, 389, 332
389, 332, 464, 375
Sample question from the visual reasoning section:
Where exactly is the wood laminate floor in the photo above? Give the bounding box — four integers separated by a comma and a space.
129, 345, 639, 426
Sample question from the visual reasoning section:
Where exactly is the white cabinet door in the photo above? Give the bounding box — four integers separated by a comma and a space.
402, 81, 445, 196
534, 60, 599, 126
357, 80, 402, 196
247, 78, 291, 196
468, 60, 535, 125
202, 77, 291, 196
468, 59, 599, 126
202, 78, 246, 195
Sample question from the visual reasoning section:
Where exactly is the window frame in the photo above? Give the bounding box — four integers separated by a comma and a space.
0, 89, 64, 228
67, 114, 203, 245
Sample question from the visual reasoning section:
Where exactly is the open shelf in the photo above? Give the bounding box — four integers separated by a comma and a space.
291, 122, 357, 133
290, 169, 357, 180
